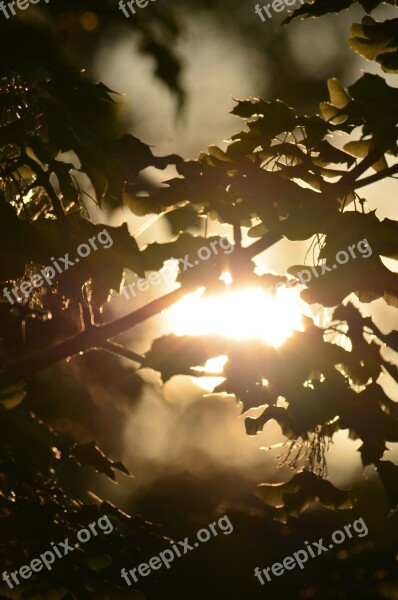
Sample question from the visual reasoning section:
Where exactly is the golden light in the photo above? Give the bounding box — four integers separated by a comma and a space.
194, 355, 228, 391
168, 282, 304, 348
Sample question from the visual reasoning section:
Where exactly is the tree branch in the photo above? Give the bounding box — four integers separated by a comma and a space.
101, 341, 144, 364
23, 155, 66, 221
233, 221, 242, 249
338, 150, 382, 189
354, 163, 398, 190
0, 284, 192, 387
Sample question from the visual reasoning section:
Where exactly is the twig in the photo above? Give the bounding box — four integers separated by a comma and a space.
354, 163, 398, 190
101, 341, 144, 364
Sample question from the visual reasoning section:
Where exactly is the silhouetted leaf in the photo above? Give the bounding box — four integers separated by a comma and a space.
283, 0, 354, 25
256, 471, 353, 522
377, 460, 398, 509
70, 442, 131, 481
349, 17, 398, 73
142, 335, 228, 381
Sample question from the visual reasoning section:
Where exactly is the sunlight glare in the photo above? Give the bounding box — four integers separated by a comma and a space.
168, 285, 304, 347
191, 355, 228, 392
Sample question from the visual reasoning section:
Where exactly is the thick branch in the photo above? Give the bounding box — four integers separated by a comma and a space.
0, 285, 191, 387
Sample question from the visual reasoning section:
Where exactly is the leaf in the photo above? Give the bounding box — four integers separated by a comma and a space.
284, 211, 398, 307
0, 202, 147, 306
377, 460, 398, 509
348, 73, 398, 153
358, 0, 385, 11
139, 38, 184, 108
319, 101, 348, 125
349, 17, 398, 73
141, 232, 233, 273
231, 98, 268, 118
344, 140, 388, 171
256, 471, 353, 522
226, 131, 261, 156
110, 134, 182, 182
247, 222, 268, 238
164, 206, 202, 235
142, 334, 229, 381
344, 140, 373, 157
245, 405, 295, 438
70, 442, 131, 481
313, 140, 356, 166
0, 381, 26, 409
123, 192, 165, 217
231, 100, 297, 140
52, 161, 80, 206
207, 145, 235, 162
298, 257, 398, 308
339, 385, 398, 464
327, 78, 351, 109
283, 0, 354, 25
0, 407, 56, 476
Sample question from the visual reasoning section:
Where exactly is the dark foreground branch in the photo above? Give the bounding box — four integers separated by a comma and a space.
0, 285, 189, 387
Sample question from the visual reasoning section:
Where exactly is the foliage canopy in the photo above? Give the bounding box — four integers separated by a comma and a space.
1, 0, 398, 598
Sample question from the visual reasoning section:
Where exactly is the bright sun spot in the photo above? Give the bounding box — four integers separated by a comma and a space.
168, 283, 304, 348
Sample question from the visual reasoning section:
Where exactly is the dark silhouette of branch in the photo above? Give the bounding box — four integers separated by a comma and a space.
354, 163, 398, 190
339, 150, 382, 188
0, 285, 191, 386
101, 341, 144, 364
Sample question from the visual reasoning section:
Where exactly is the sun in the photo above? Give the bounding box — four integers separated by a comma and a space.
167, 280, 304, 348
